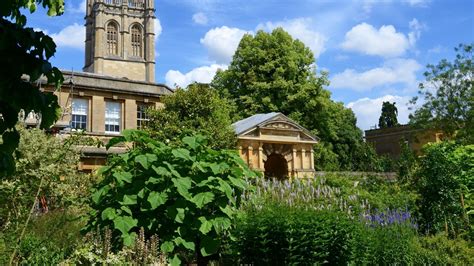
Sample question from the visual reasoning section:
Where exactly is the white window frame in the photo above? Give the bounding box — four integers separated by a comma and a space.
71, 98, 88, 131
137, 103, 151, 129
105, 101, 121, 134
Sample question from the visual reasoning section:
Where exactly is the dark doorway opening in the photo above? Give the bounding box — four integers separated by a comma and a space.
264, 153, 288, 179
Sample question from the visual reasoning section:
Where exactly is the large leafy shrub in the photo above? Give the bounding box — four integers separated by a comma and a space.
414, 141, 473, 238
86, 130, 256, 265
231, 204, 355, 265
411, 233, 474, 264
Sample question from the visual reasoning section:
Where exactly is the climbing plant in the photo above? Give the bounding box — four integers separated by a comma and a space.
86, 130, 256, 265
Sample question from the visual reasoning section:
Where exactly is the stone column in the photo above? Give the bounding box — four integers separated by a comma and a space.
248, 145, 253, 168
292, 148, 297, 177
310, 148, 315, 170
124, 99, 137, 129
258, 142, 263, 170
91, 96, 105, 133
301, 148, 306, 170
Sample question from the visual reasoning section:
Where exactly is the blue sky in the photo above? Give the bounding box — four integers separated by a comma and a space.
26, 0, 473, 130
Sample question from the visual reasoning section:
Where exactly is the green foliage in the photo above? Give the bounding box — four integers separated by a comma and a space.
411, 233, 474, 265
352, 216, 418, 264
378, 101, 399, 128
397, 140, 417, 182
86, 130, 256, 265
0, 209, 86, 265
0, 127, 92, 233
231, 205, 355, 265
410, 43, 474, 143
147, 83, 237, 150
0, 0, 65, 177
413, 141, 473, 238
211, 28, 372, 171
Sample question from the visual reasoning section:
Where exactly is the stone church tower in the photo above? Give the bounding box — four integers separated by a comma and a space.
83, 0, 156, 82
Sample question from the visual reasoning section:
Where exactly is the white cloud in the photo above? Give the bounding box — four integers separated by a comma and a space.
404, 0, 431, 7
50, 23, 85, 50
154, 18, 162, 41
165, 64, 227, 88
192, 12, 208, 25
347, 95, 412, 130
257, 18, 327, 58
200, 26, 250, 64
341, 23, 410, 57
408, 18, 424, 46
331, 58, 421, 91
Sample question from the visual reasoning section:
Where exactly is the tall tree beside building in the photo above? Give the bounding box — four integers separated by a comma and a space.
378, 102, 399, 128
211, 28, 374, 171
146, 83, 237, 150
410, 43, 473, 143
0, 0, 65, 177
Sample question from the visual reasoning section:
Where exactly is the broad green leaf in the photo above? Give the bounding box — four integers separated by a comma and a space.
172, 148, 192, 161
91, 186, 110, 204
228, 176, 247, 189
175, 208, 185, 223
113, 215, 138, 235
113, 171, 133, 184
121, 206, 132, 215
183, 136, 199, 149
164, 162, 182, 177
218, 179, 233, 199
212, 217, 232, 234
101, 207, 116, 220
122, 232, 137, 247
152, 165, 171, 177
192, 192, 215, 208
135, 154, 149, 169
146, 153, 158, 163
106, 136, 126, 149
174, 237, 195, 251
219, 205, 234, 218
172, 177, 192, 199
121, 194, 137, 205
200, 235, 220, 257
161, 241, 175, 253
148, 191, 168, 209
199, 217, 213, 235
170, 254, 181, 266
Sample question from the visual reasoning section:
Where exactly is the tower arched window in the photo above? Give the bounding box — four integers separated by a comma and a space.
106, 22, 119, 55
131, 24, 142, 57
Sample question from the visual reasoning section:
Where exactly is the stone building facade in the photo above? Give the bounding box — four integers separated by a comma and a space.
365, 125, 444, 158
233, 113, 318, 179
30, 0, 172, 171
83, 0, 156, 82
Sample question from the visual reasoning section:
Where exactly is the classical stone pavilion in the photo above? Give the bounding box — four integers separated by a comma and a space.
233, 113, 319, 179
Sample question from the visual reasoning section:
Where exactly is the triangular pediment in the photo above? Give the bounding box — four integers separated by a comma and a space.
233, 113, 319, 143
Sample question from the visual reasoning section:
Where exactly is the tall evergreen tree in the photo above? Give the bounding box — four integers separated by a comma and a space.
378, 102, 399, 128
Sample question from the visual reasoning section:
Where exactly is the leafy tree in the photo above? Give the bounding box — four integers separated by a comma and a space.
378, 101, 399, 128
211, 28, 371, 170
86, 130, 256, 266
410, 43, 473, 143
147, 83, 237, 150
413, 141, 473, 239
0, 0, 65, 177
